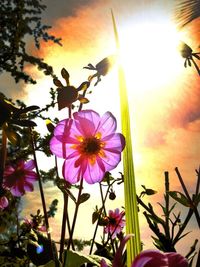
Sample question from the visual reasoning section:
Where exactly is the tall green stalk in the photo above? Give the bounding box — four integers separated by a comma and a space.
111, 10, 141, 266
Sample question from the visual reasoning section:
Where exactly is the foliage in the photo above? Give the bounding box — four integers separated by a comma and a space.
0, 0, 61, 83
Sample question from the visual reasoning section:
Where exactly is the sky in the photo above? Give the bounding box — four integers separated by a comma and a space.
1, 0, 200, 263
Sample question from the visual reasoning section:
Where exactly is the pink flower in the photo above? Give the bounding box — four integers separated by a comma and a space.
0, 195, 9, 210
131, 250, 189, 267
50, 110, 125, 184
104, 208, 125, 239
3, 160, 38, 196
100, 235, 189, 267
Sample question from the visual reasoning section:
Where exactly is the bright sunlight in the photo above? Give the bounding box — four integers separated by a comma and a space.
119, 16, 184, 96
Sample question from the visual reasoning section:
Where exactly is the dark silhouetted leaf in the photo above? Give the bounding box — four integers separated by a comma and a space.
10, 119, 37, 127
168, 191, 190, 207
53, 78, 63, 87
79, 193, 90, 204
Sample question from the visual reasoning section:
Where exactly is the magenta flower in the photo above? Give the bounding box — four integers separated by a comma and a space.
104, 208, 125, 239
50, 110, 125, 184
100, 235, 188, 267
131, 250, 189, 267
0, 195, 9, 210
3, 160, 38, 196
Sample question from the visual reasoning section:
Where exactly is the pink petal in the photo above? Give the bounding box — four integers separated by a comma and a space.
0, 196, 9, 209
50, 137, 78, 159
100, 150, 121, 171
100, 259, 108, 267
96, 111, 117, 138
54, 118, 72, 137
11, 186, 24, 197
3, 166, 15, 176
62, 157, 82, 184
24, 182, 34, 192
113, 235, 133, 267
24, 160, 35, 171
83, 159, 105, 184
166, 252, 188, 267
103, 133, 125, 152
131, 250, 168, 267
25, 172, 38, 182
73, 110, 100, 136
54, 119, 81, 143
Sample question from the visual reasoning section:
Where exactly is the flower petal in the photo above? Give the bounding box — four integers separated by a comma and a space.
100, 259, 108, 267
24, 160, 35, 171
166, 252, 188, 267
96, 111, 117, 138
100, 150, 121, 171
131, 250, 168, 267
103, 133, 125, 152
73, 110, 100, 136
24, 182, 34, 192
25, 172, 38, 182
62, 157, 82, 184
0, 196, 9, 209
83, 159, 105, 184
50, 137, 78, 159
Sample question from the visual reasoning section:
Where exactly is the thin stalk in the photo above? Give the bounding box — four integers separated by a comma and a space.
172, 208, 194, 245
30, 128, 55, 261
59, 194, 69, 262
191, 58, 200, 75
164, 171, 170, 239
0, 129, 7, 190
99, 183, 116, 255
66, 177, 84, 250
196, 249, 200, 267
89, 182, 113, 254
175, 167, 200, 228
195, 167, 200, 196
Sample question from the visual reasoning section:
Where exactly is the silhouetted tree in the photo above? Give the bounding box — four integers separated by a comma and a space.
0, 0, 61, 84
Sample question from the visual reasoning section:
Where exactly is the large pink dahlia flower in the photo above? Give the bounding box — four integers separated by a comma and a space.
50, 110, 125, 184
3, 160, 38, 196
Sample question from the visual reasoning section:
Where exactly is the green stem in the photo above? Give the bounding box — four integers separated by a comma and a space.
66, 178, 84, 250
164, 171, 170, 239
30, 128, 55, 261
89, 180, 117, 254
0, 129, 7, 190
59, 194, 70, 262
175, 167, 200, 228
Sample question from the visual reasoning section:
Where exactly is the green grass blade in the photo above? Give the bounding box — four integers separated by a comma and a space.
111, 10, 141, 266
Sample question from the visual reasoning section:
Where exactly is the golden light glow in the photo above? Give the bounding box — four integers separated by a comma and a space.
119, 18, 184, 95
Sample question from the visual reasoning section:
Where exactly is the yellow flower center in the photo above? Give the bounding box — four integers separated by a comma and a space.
80, 137, 102, 155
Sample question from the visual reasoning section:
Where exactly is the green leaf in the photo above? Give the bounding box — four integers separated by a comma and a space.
92, 211, 99, 224
168, 191, 190, 207
112, 10, 141, 266
41, 260, 62, 267
61, 68, 70, 82
13, 105, 40, 117
10, 119, 37, 127
193, 193, 200, 206
5, 127, 21, 146
63, 250, 111, 267
79, 193, 90, 204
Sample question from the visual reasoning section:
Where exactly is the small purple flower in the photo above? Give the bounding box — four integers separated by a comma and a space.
3, 160, 38, 196
50, 110, 125, 184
